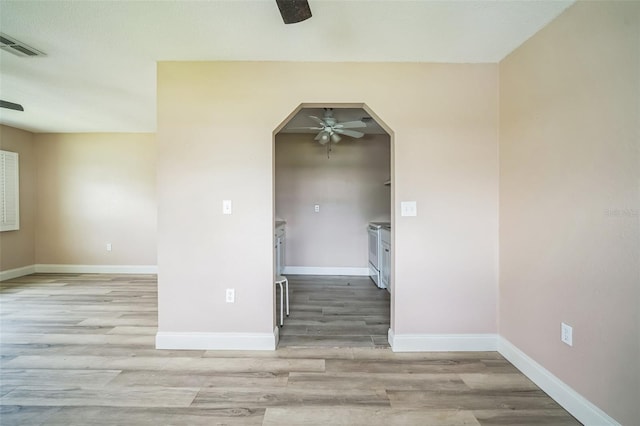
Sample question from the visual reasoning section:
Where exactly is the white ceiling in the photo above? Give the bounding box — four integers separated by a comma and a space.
0, 0, 574, 133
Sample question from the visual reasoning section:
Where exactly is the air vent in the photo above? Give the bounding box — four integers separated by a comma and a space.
0, 33, 45, 57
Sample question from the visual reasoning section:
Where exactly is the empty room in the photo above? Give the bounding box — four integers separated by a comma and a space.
0, 1, 638, 425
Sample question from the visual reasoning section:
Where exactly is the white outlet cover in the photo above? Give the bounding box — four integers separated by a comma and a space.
561, 322, 573, 346
314, 204, 320, 213
401, 201, 417, 217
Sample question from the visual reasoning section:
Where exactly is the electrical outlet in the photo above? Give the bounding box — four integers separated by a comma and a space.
106, 243, 112, 252
314, 204, 320, 213
561, 322, 573, 346
225, 288, 235, 303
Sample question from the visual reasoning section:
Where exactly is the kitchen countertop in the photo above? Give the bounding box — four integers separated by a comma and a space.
369, 222, 391, 230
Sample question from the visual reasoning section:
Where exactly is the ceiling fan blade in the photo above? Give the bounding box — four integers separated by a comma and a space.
334, 129, 364, 138
0, 100, 24, 111
314, 131, 323, 141
287, 127, 324, 131
334, 120, 366, 129
275, 0, 312, 24
308, 116, 325, 126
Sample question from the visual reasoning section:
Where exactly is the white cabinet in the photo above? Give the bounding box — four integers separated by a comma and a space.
380, 228, 391, 292
275, 223, 286, 276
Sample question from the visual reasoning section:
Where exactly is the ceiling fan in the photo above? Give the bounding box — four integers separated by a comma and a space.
294, 108, 367, 145
275, 0, 312, 24
0, 100, 24, 111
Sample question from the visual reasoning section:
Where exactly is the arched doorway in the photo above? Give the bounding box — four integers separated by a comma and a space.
272, 103, 395, 349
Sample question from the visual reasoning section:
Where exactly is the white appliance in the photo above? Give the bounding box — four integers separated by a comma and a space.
368, 222, 389, 289
380, 227, 391, 292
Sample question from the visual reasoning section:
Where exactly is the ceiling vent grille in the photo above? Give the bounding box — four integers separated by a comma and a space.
0, 33, 45, 57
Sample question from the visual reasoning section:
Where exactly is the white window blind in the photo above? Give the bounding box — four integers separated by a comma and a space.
0, 150, 19, 232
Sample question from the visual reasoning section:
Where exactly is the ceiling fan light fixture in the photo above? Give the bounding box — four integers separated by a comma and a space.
275, 0, 312, 24
319, 131, 330, 145
331, 133, 341, 143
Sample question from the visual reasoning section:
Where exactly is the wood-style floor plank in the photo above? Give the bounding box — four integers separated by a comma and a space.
0, 369, 121, 387
3, 355, 325, 373
287, 372, 469, 391
472, 409, 584, 426
1, 386, 199, 408
387, 389, 564, 410
262, 407, 481, 426
16, 406, 266, 426
0, 273, 581, 425
192, 386, 390, 409
109, 370, 290, 388
459, 373, 540, 390
325, 358, 516, 374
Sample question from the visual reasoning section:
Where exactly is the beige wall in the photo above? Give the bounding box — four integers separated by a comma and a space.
157, 62, 498, 334
34, 133, 157, 266
499, 1, 640, 424
275, 133, 390, 268
0, 125, 36, 271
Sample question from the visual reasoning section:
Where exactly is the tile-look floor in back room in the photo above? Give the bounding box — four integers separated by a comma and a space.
0, 273, 581, 425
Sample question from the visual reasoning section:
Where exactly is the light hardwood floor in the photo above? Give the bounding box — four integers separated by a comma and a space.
0, 273, 581, 425
277, 275, 390, 348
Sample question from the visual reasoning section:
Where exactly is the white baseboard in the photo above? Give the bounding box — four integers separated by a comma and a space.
0, 265, 36, 281
155, 330, 278, 351
282, 266, 369, 276
498, 337, 620, 426
389, 329, 498, 352
34, 264, 157, 274
1, 264, 157, 281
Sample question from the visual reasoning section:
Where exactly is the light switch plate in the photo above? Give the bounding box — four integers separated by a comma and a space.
223, 200, 232, 215
401, 201, 417, 217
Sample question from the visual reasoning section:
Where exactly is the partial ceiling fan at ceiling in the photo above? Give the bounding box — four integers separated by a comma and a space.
0, 100, 24, 111
292, 108, 367, 145
275, 0, 312, 24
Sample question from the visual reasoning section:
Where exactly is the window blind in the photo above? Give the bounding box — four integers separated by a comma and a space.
0, 150, 19, 232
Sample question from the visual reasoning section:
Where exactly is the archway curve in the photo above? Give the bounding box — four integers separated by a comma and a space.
272, 102, 396, 349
